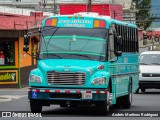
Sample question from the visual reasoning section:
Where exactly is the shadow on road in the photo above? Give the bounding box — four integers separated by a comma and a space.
139, 92, 160, 94
135, 89, 160, 95
41, 106, 115, 116
41, 104, 134, 117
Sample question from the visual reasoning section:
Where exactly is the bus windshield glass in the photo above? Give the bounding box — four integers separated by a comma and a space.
40, 27, 107, 61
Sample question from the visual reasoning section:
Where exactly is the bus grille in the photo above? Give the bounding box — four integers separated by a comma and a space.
47, 71, 86, 85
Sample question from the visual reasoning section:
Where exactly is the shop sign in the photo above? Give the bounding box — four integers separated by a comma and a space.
0, 72, 16, 82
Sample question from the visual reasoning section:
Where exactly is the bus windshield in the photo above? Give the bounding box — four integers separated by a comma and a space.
40, 27, 107, 61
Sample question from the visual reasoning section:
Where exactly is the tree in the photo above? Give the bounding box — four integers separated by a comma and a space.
133, 0, 154, 30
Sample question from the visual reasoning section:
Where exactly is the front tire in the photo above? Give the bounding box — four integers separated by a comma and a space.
30, 100, 42, 113
60, 104, 68, 107
96, 101, 108, 115
95, 86, 111, 115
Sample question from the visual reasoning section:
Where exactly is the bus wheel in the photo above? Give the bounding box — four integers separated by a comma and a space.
95, 86, 111, 115
30, 100, 42, 113
70, 104, 77, 107
122, 80, 132, 109
141, 88, 146, 93
60, 104, 68, 107
95, 101, 108, 115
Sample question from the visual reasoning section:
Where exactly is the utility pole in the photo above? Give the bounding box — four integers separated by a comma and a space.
87, 0, 92, 12
42, 0, 47, 9
53, 0, 57, 15
113, 11, 117, 19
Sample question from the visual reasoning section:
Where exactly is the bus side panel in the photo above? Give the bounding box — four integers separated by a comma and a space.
109, 53, 139, 103
117, 53, 139, 96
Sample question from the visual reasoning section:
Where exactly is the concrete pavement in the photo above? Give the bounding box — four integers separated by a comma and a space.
0, 87, 28, 102
0, 87, 28, 91
0, 95, 27, 102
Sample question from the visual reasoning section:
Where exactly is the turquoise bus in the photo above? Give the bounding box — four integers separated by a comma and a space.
24, 12, 139, 114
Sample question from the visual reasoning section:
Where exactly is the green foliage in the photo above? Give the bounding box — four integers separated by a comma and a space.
133, 0, 154, 30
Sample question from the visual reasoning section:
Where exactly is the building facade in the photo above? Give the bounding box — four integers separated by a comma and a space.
114, 0, 136, 24
0, 13, 44, 88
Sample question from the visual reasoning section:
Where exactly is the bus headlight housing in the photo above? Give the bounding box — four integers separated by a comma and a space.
92, 77, 106, 85
29, 75, 42, 83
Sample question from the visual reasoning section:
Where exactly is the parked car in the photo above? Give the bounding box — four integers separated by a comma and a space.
139, 51, 160, 93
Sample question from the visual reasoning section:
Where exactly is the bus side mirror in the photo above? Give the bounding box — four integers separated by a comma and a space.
115, 35, 122, 56
116, 35, 122, 46
24, 35, 30, 45
23, 35, 30, 52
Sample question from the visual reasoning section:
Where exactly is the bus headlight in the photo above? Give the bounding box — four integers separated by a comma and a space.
29, 75, 42, 83
92, 77, 106, 85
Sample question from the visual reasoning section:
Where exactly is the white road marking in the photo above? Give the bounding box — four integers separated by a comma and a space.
0, 95, 27, 102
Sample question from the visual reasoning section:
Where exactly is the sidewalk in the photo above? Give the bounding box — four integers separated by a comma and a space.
0, 87, 29, 91
0, 87, 28, 102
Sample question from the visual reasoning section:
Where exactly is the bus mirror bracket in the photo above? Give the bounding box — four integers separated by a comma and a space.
23, 47, 29, 53
111, 51, 122, 63
115, 51, 122, 56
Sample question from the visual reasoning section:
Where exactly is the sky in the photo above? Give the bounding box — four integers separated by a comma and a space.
151, 0, 160, 29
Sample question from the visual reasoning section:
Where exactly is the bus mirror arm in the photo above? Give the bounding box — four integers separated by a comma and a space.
24, 52, 39, 60
110, 51, 122, 63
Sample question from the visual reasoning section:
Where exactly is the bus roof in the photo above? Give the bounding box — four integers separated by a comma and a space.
43, 12, 137, 28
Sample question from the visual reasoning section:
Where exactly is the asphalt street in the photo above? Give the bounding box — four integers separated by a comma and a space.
0, 88, 160, 120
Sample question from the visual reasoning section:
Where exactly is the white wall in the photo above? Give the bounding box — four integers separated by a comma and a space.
0, 6, 53, 16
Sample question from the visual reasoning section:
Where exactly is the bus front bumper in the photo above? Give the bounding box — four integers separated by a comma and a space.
28, 88, 109, 104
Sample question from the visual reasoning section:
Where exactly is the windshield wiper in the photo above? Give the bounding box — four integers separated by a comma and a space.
45, 27, 59, 50
43, 27, 59, 58
44, 53, 62, 59
68, 54, 94, 60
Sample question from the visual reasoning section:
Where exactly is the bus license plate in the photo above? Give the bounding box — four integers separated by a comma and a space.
82, 93, 92, 99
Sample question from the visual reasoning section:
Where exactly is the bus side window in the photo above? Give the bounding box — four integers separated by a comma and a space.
108, 30, 116, 60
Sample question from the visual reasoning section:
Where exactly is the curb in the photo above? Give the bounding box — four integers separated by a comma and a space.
0, 87, 29, 91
